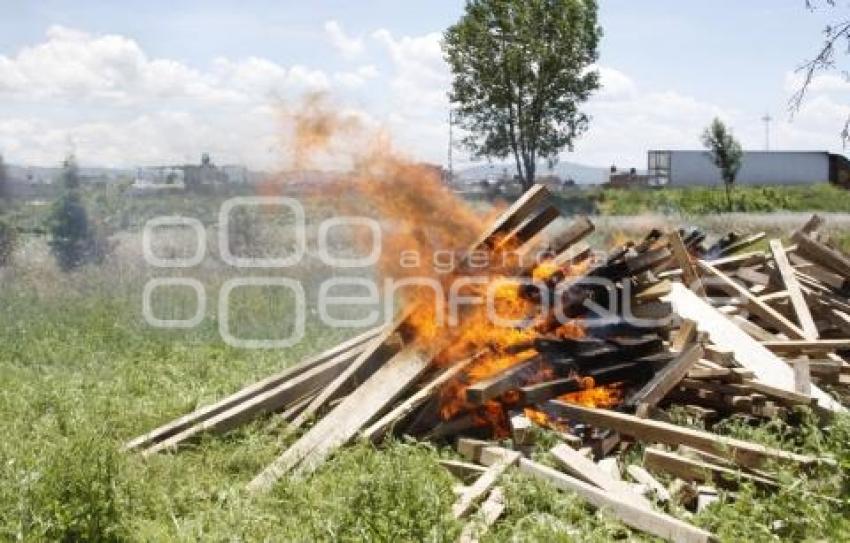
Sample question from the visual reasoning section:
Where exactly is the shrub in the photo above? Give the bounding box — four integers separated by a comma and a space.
0, 217, 16, 267
17, 431, 131, 542
47, 191, 112, 271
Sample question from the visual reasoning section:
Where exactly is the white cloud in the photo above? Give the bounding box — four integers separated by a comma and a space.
332, 64, 379, 89
324, 20, 364, 59
0, 26, 336, 168
371, 29, 448, 113
3, 24, 846, 174
594, 66, 638, 101
0, 25, 329, 105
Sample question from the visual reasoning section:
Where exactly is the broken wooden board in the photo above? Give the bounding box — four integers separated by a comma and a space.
460, 444, 716, 543
458, 487, 506, 543
143, 347, 360, 455
643, 447, 778, 490
792, 230, 850, 279
362, 355, 477, 441
769, 239, 819, 340
466, 357, 540, 405
546, 401, 823, 469
469, 184, 553, 252
286, 318, 405, 433
663, 282, 844, 413
550, 444, 653, 510
697, 260, 806, 339
123, 325, 380, 452
452, 450, 520, 518
628, 344, 703, 408
760, 339, 850, 355
667, 231, 706, 296
247, 347, 432, 491
627, 464, 671, 502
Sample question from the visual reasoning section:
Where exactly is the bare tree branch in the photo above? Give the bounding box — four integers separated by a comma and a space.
792, 1, 850, 145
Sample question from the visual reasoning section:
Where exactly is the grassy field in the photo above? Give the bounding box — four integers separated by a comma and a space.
591, 183, 850, 215
1, 188, 850, 541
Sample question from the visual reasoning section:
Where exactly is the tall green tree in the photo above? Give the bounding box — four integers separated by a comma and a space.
47, 154, 106, 271
701, 118, 743, 212
443, 0, 601, 191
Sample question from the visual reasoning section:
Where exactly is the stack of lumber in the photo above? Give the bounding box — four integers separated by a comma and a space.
126, 186, 849, 542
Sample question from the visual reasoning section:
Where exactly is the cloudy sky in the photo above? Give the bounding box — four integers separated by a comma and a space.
0, 0, 848, 170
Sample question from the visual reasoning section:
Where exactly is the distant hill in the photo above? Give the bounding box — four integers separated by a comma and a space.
456, 160, 608, 185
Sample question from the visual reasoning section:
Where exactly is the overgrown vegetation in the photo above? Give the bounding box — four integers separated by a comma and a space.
594, 183, 850, 215
0, 217, 16, 267
1, 206, 849, 541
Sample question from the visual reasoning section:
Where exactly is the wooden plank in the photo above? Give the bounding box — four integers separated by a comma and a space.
627, 465, 671, 502
729, 315, 777, 342
667, 231, 706, 296
643, 447, 778, 490
142, 352, 357, 456
143, 349, 359, 455
439, 459, 487, 483
671, 319, 698, 352
800, 214, 825, 235
518, 215, 594, 272
735, 267, 771, 287
470, 184, 552, 251
362, 355, 477, 441
452, 450, 520, 518
705, 249, 767, 268
547, 215, 595, 254
760, 339, 850, 354
466, 357, 540, 405
122, 326, 380, 452
635, 280, 672, 303
717, 232, 765, 257
458, 487, 505, 543
287, 319, 405, 433
790, 253, 850, 291
247, 347, 432, 490
545, 401, 822, 469
769, 239, 819, 340
509, 413, 535, 445
629, 344, 703, 408
462, 445, 716, 543
697, 260, 806, 339
792, 230, 850, 279
742, 378, 815, 407
663, 283, 844, 413
280, 392, 318, 422
498, 205, 561, 249
550, 444, 653, 509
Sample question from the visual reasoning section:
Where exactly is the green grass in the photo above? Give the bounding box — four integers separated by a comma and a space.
1, 270, 849, 542
594, 183, 850, 215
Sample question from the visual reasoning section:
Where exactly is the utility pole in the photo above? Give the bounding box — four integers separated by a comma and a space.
761, 113, 772, 151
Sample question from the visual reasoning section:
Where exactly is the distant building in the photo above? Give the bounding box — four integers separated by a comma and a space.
607, 166, 649, 188
132, 167, 185, 190
221, 165, 248, 184
647, 150, 850, 188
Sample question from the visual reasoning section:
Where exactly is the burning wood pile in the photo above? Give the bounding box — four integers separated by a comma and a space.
126, 185, 849, 542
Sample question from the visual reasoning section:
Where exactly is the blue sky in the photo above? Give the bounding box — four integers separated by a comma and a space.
0, 0, 847, 170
